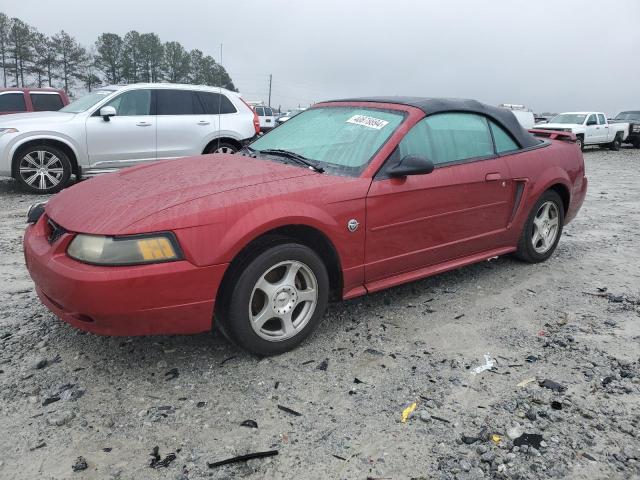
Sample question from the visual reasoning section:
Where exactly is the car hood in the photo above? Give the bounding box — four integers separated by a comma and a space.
46, 154, 316, 234
534, 123, 581, 130
0, 111, 77, 126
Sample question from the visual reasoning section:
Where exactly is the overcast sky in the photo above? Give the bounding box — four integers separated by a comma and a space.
4, 0, 639, 114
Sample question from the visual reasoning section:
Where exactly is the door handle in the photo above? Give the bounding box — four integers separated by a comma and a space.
136, 122, 151, 127
485, 172, 502, 181
197, 121, 210, 126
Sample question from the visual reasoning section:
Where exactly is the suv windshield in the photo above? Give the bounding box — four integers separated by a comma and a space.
614, 111, 640, 121
60, 89, 115, 113
549, 113, 587, 124
250, 106, 404, 175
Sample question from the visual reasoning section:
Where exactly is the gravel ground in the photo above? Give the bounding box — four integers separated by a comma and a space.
0, 147, 639, 480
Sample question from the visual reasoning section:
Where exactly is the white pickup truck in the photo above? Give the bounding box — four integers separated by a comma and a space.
535, 112, 629, 151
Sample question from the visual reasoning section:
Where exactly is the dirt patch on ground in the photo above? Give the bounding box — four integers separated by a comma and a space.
0, 147, 639, 479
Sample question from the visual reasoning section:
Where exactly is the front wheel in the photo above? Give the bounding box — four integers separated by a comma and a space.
14, 145, 72, 194
515, 190, 565, 263
575, 136, 584, 151
206, 141, 238, 154
217, 243, 329, 356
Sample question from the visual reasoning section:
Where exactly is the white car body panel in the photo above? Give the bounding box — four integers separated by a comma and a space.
0, 83, 256, 179
535, 112, 629, 146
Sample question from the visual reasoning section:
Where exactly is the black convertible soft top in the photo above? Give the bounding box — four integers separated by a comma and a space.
326, 96, 540, 149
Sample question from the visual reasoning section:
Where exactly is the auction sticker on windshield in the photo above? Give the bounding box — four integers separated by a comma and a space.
346, 114, 389, 130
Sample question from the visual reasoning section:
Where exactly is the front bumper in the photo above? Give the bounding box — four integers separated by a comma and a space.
23, 216, 228, 336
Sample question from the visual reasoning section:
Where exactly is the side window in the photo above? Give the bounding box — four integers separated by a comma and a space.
395, 113, 495, 166
597, 114, 606, 125
103, 89, 151, 116
586, 114, 597, 125
489, 120, 519, 153
425, 113, 494, 164
157, 89, 204, 115
30, 93, 64, 111
396, 117, 433, 160
0, 92, 26, 112
195, 91, 237, 115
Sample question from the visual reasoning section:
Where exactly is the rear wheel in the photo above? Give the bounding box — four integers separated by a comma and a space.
515, 190, 564, 263
14, 145, 72, 194
609, 135, 621, 151
217, 243, 329, 356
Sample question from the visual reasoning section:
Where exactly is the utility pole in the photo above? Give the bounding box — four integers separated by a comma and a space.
268, 74, 272, 107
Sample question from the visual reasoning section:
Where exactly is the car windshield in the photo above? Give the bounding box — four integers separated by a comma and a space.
250, 106, 404, 175
614, 112, 640, 121
59, 89, 115, 113
549, 113, 587, 124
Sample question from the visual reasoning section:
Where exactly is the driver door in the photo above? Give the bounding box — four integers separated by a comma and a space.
584, 113, 600, 144
365, 113, 514, 284
85, 88, 156, 169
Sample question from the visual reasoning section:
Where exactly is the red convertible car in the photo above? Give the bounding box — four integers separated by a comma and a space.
24, 98, 587, 355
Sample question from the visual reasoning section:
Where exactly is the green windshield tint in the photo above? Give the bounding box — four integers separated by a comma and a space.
250, 107, 404, 174
60, 89, 115, 113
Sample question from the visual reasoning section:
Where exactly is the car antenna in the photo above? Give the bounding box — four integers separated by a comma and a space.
217, 43, 222, 153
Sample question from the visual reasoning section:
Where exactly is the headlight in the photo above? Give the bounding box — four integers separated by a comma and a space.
633, 125, 640, 132
0, 128, 18, 135
67, 233, 182, 266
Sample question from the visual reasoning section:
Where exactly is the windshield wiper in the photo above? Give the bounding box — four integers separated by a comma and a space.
257, 149, 324, 173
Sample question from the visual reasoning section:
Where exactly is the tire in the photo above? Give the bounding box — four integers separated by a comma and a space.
515, 190, 565, 263
632, 139, 640, 149
206, 141, 238, 155
609, 135, 621, 151
14, 144, 72, 194
575, 136, 584, 151
217, 242, 329, 356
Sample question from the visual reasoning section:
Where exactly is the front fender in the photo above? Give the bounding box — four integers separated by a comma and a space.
9, 132, 85, 169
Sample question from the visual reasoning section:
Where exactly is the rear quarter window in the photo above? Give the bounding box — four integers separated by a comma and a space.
30, 93, 64, 111
196, 91, 237, 115
489, 120, 519, 153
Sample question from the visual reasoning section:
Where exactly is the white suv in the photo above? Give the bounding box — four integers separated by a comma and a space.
0, 83, 260, 193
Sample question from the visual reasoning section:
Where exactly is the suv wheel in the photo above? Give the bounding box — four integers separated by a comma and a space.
217, 243, 329, 356
15, 145, 72, 194
207, 142, 238, 154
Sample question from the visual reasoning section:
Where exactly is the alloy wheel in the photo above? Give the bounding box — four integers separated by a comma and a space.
249, 260, 318, 341
214, 146, 236, 154
19, 150, 64, 191
531, 201, 559, 254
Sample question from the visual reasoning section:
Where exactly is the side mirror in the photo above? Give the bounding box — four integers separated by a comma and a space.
100, 106, 116, 121
388, 155, 435, 177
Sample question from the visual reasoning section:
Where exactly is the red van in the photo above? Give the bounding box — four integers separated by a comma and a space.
0, 87, 69, 115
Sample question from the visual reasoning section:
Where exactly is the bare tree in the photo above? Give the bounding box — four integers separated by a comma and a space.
162, 41, 190, 83
52, 30, 86, 94
0, 13, 10, 87
95, 33, 123, 84
121, 30, 141, 83
8, 18, 32, 87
